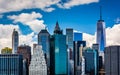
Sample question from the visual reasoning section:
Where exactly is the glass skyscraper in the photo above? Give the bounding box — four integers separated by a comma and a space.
38, 29, 50, 69
0, 54, 23, 75
50, 22, 67, 75
96, 7, 106, 51
12, 29, 19, 54
83, 48, 99, 75
74, 32, 82, 41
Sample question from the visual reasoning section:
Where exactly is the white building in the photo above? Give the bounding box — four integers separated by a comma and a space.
29, 45, 47, 75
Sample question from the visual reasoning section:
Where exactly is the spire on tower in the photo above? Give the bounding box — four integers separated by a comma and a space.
100, 6, 102, 20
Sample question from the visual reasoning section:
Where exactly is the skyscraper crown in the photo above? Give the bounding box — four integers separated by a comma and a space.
54, 21, 62, 34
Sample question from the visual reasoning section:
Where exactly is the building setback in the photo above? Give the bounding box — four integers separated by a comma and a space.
0, 54, 23, 75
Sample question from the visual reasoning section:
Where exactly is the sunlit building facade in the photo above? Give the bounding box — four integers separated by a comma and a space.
29, 45, 47, 75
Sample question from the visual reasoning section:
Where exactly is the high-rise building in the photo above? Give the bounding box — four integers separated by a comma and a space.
104, 46, 120, 75
0, 54, 23, 75
29, 45, 47, 75
83, 48, 99, 75
74, 32, 82, 41
17, 45, 31, 75
92, 44, 99, 51
73, 41, 86, 75
66, 28, 73, 52
66, 28, 74, 75
12, 29, 19, 54
50, 22, 67, 75
96, 7, 106, 51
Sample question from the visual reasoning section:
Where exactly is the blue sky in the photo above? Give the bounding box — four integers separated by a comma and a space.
0, 0, 119, 35
0, 0, 120, 50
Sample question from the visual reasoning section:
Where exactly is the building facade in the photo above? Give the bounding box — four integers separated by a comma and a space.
73, 41, 86, 75
38, 29, 50, 59
104, 46, 120, 75
83, 48, 99, 75
73, 32, 82, 41
29, 45, 47, 75
96, 7, 106, 51
17, 45, 31, 75
50, 22, 67, 75
12, 29, 19, 54
66, 28, 74, 75
0, 54, 23, 75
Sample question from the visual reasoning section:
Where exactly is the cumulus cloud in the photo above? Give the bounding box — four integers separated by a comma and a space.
0, 0, 99, 13
0, 24, 37, 53
57, 0, 99, 9
83, 24, 120, 47
8, 12, 46, 33
0, 0, 60, 13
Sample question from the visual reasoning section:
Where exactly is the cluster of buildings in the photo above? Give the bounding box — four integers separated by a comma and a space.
0, 8, 120, 75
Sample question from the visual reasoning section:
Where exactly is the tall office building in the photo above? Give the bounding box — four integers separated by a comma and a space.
38, 29, 50, 58
83, 48, 99, 75
17, 45, 31, 75
0, 54, 23, 75
104, 46, 120, 75
12, 29, 19, 54
66, 28, 74, 75
96, 7, 106, 51
29, 45, 47, 75
66, 28, 73, 52
50, 22, 67, 75
74, 32, 82, 41
73, 41, 86, 75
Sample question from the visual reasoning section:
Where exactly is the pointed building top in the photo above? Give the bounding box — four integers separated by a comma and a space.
100, 6, 102, 20
54, 21, 62, 34
98, 6, 104, 22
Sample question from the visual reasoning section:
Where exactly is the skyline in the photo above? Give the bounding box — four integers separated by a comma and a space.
0, 0, 120, 52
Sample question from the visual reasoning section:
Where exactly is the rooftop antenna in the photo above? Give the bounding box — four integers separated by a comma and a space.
100, 6, 102, 20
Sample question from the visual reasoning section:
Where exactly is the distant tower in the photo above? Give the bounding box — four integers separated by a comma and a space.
96, 6, 106, 51
12, 29, 19, 54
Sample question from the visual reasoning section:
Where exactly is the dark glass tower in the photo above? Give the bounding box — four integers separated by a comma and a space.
50, 22, 67, 75
12, 29, 19, 54
38, 28, 50, 70
96, 7, 106, 51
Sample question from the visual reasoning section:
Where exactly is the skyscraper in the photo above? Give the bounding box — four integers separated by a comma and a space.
29, 45, 47, 75
0, 54, 23, 75
83, 48, 99, 75
73, 41, 86, 75
17, 45, 31, 75
104, 46, 120, 75
50, 22, 67, 75
38, 29, 50, 69
96, 7, 106, 51
66, 28, 74, 75
12, 29, 19, 54
74, 32, 83, 41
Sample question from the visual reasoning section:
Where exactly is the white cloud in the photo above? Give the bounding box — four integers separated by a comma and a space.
8, 12, 46, 33
0, 24, 36, 53
0, 0, 60, 13
0, 0, 99, 13
83, 24, 120, 47
57, 0, 99, 9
